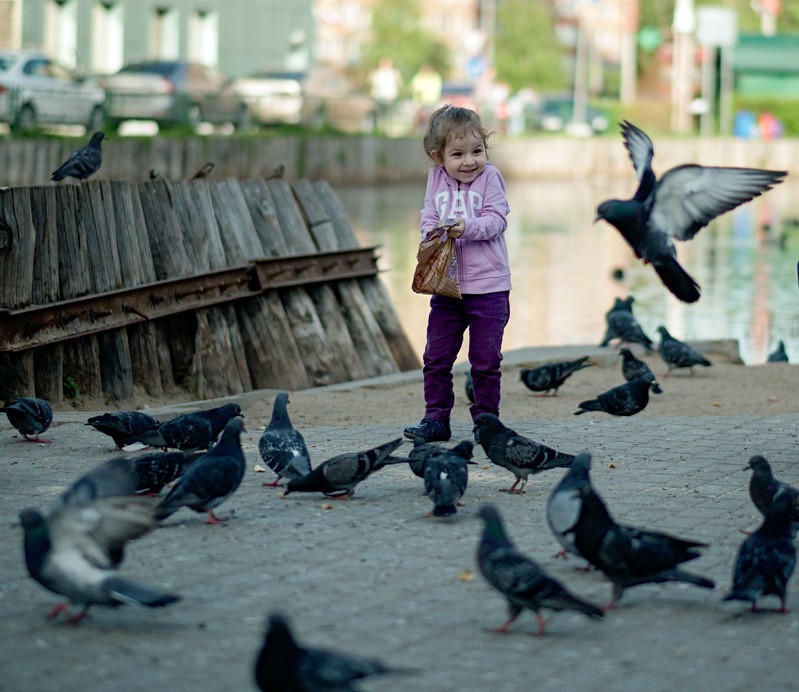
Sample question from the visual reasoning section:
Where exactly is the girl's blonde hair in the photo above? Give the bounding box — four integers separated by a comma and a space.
423, 105, 491, 161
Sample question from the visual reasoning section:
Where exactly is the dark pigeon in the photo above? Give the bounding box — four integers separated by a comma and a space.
546, 451, 593, 561
574, 373, 656, 416
254, 612, 410, 691
746, 455, 799, 532
52, 457, 139, 511
520, 356, 594, 396
402, 437, 470, 480
19, 496, 180, 625
86, 410, 161, 449
656, 326, 712, 375
464, 371, 475, 403
619, 348, 663, 394
599, 296, 654, 351
50, 131, 106, 181
258, 392, 311, 487
571, 484, 715, 608
723, 489, 797, 613
155, 417, 246, 524
595, 120, 786, 303
472, 413, 574, 494
767, 340, 789, 363
476, 504, 603, 636
134, 402, 243, 452
423, 440, 475, 517
1, 396, 53, 442
283, 438, 404, 500
191, 161, 214, 180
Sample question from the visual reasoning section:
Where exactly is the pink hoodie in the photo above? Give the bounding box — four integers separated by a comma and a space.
420, 162, 511, 294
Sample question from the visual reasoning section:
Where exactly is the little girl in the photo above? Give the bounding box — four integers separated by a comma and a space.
404, 105, 511, 442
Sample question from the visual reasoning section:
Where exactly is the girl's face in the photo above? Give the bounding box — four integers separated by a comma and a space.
433, 130, 487, 184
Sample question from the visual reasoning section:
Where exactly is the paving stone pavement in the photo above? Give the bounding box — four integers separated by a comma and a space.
2, 353, 799, 691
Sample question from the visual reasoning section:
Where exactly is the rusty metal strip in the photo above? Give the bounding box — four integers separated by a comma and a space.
0, 248, 379, 352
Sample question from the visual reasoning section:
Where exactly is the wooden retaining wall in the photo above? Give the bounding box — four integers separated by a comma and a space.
0, 175, 420, 404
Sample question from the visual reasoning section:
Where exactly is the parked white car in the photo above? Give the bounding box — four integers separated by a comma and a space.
232, 70, 303, 126
0, 50, 106, 132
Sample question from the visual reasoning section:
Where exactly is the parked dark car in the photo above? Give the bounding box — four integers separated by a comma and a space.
100, 60, 251, 131
527, 94, 609, 134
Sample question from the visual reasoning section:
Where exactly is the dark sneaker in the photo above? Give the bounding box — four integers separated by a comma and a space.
403, 417, 451, 442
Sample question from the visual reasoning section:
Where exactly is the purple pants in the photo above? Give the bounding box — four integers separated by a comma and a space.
422, 291, 510, 422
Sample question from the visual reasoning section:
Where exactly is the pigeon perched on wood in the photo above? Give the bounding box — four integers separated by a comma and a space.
595, 120, 786, 303
599, 296, 654, 351
520, 356, 594, 396
476, 505, 603, 636
1, 396, 53, 442
19, 496, 180, 625
571, 484, 715, 608
134, 402, 243, 452
472, 413, 574, 494
254, 612, 410, 691
258, 392, 311, 488
656, 326, 711, 375
767, 340, 789, 363
746, 455, 799, 532
86, 410, 161, 449
155, 417, 246, 524
547, 452, 594, 561
574, 373, 656, 417
423, 440, 475, 517
723, 489, 797, 613
283, 438, 404, 500
619, 348, 663, 394
191, 161, 214, 180
464, 371, 475, 403
50, 131, 106, 181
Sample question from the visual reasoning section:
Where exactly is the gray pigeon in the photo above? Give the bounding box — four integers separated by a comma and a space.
1, 396, 54, 442
595, 120, 785, 303
402, 437, 468, 480
155, 417, 246, 524
599, 296, 654, 351
86, 410, 161, 449
746, 455, 799, 532
546, 451, 593, 561
476, 504, 604, 636
574, 373, 656, 417
134, 402, 243, 452
464, 371, 475, 403
473, 413, 574, 494
19, 496, 180, 624
619, 347, 663, 394
767, 340, 789, 363
723, 489, 797, 613
520, 356, 594, 396
283, 438, 404, 500
258, 392, 311, 487
50, 131, 106, 181
571, 484, 715, 608
656, 326, 712, 375
423, 440, 475, 517
254, 612, 411, 691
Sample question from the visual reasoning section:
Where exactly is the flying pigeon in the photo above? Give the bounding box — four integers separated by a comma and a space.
50, 131, 107, 181
19, 496, 180, 624
723, 489, 797, 613
656, 326, 712, 375
86, 410, 161, 449
1, 396, 54, 442
599, 296, 654, 351
423, 440, 475, 517
546, 451, 594, 562
476, 504, 603, 636
134, 402, 243, 452
619, 348, 663, 394
746, 455, 799, 532
464, 371, 475, 403
258, 392, 311, 488
519, 356, 594, 396
283, 438, 404, 500
254, 612, 410, 691
767, 340, 789, 363
472, 413, 574, 494
574, 373, 656, 417
570, 484, 715, 608
155, 417, 246, 524
595, 120, 786, 303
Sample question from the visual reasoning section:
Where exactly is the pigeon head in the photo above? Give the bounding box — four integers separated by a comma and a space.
656, 325, 670, 338
19, 508, 46, 533
451, 440, 474, 460
472, 413, 502, 443
90, 132, 107, 147
746, 455, 772, 475
268, 392, 291, 428
594, 199, 628, 225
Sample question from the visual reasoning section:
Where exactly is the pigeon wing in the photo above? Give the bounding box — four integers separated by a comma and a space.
620, 120, 656, 200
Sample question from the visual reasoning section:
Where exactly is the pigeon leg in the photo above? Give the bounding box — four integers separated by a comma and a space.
489, 614, 518, 634
499, 479, 524, 494
206, 511, 227, 525
531, 613, 548, 637
777, 599, 790, 614
65, 607, 91, 625
46, 602, 70, 620
261, 478, 283, 488
24, 435, 52, 444
552, 549, 569, 559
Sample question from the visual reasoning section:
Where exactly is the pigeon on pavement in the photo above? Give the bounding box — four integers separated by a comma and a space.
258, 392, 311, 488
476, 504, 604, 636
86, 410, 161, 449
571, 484, 715, 608
155, 417, 246, 524
746, 455, 799, 531
723, 489, 797, 613
520, 356, 594, 396
656, 326, 712, 375
1, 396, 54, 442
619, 348, 663, 394
19, 496, 180, 624
473, 413, 574, 494
574, 373, 656, 416
50, 131, 107, 181
595, 120, 786, 303
134, 402, 243, 452
423, 440, 475, 517
600, 297, 654, 351
547, 452, 594, 561
254, 612, 410, 691
767, 340, 789, 363
283, 438, 404, 500
464, 371, 475, 403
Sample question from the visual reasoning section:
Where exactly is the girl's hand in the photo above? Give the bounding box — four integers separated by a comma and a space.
447, 218, 465, 239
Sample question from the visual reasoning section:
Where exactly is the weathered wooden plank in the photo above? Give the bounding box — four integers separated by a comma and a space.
209, 177, 264, 262
240, 179, 290, 257
266, 179, 316, 254
312, 180, 361, 249
62, 335, 102, 400
0, 187, 35, 309
292, 178, 339, 251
